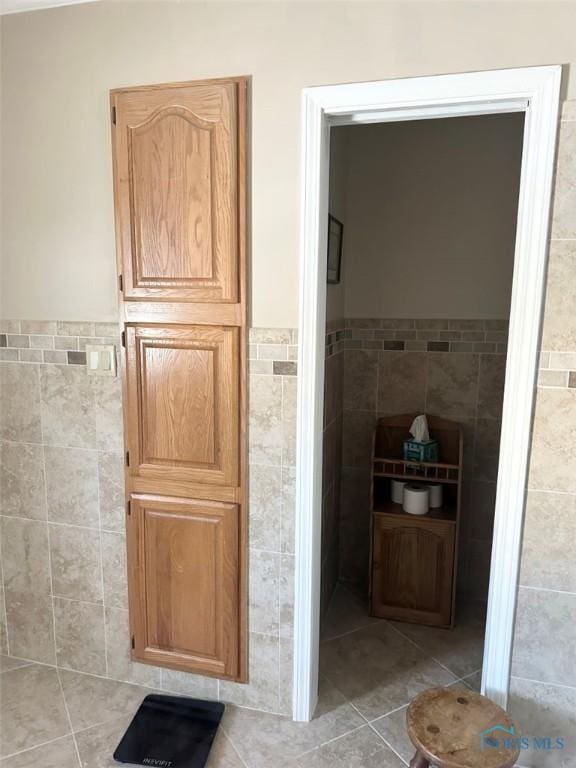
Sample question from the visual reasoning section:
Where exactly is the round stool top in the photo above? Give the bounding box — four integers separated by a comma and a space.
407, 687, 520, 768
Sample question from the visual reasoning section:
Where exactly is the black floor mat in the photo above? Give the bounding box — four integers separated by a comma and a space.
114, 693, 224, 768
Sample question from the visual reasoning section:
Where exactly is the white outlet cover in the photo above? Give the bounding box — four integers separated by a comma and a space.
85, 344, 117, 377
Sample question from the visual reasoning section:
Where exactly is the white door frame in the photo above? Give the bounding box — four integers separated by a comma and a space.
293, 66, 561, 722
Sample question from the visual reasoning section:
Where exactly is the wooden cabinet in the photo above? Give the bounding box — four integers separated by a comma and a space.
369, 414, 462, 628
127, 495, 239, 677
125, 324, 239, 487
371, 514, 455, 627
112, 81, 239, 302
111, 77, 247, 681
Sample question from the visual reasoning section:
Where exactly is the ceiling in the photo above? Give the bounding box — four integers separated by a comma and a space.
0, 0, 99, 14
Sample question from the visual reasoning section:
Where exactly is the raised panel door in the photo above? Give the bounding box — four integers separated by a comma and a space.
112, 81, 239, 302
370, 515, 455, 627
127, 494, 240, 678
125, 324, 239, 486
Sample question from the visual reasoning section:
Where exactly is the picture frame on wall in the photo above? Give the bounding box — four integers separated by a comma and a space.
327, 214, 343, 284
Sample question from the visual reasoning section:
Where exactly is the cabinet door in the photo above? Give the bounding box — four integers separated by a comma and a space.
125, 324, 239, 486
112, 81, 239, 302
127, 495, 240, 678
370, 516, 455, 627
111, 77, 247, 682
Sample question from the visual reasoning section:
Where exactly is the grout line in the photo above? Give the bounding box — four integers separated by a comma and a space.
56, 667, 83, 767
385, 621, 460, 681
0, 733, 79, 762
0, 513, 124, 535
219, 726, 251, 768
50, 594, 106, 607
294, 722, 369, 759
365, 717, 410, 766
37, 362, 60, 671
320, 618, 383, 644
511, 674, 576, 692
96, 449, 109, 678
518, 584, 576, 596
526, 487, 576, 496
0, 437, 121, 455
0, 658, 34, 674
0, 523, 9, 657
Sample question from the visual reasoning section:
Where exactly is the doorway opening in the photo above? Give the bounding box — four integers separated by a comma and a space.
294, 67, 561, 723
319, 112, 523, 738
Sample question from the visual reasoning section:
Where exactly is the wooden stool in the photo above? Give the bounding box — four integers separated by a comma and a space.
407, 687, 519, 768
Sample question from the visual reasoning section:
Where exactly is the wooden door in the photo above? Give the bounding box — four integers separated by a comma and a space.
113, 81, 238, 303
125, 325, 239, 487
370, 515, 455, 627
111, 77, 246, 681
127, 496, 239, 676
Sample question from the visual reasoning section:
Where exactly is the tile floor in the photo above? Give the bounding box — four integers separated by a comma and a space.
0, 585, 485, 767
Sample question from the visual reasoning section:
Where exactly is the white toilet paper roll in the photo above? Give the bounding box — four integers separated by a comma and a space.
403, 483, 430, 515
391, 480, 406, 504
428, 483, 443, 509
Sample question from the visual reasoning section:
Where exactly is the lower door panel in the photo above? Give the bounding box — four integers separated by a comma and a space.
127, 494, 240, 679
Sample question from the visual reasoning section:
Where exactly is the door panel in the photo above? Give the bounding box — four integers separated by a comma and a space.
127, 495, 239, 678
113, 81, 238, 302
370, 515, 455, 627
125, 324, 239, 486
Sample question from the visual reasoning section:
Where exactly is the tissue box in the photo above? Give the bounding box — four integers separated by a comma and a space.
403, 439, 439, 463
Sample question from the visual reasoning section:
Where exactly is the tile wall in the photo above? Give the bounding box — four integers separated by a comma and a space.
321, 320, 344, 619
509, 104, 576, 762
333, 317, 508, 600
0, 325, 298, 716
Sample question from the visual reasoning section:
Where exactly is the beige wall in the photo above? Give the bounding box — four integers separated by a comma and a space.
2, 1, 576, 324
335, 114, 523, 319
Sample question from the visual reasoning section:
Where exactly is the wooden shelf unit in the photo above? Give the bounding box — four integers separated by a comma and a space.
369, 414, 463, 628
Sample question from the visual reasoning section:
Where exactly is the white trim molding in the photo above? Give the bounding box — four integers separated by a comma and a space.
294, 66, 561, 722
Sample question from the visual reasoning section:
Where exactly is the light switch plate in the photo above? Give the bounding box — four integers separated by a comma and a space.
85, 344, 117, 377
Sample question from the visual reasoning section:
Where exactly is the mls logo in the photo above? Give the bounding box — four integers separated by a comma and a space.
480, 725, 517, 750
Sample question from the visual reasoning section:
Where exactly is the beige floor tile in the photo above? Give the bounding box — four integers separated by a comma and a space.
390, 603, 486, 679
457, 670, 482, 692
206, 731, 246, 768
0, 735, 79, 767
320, 584, 380, 642
371, 706, 413, 764
74, 715, 132, 768
58, 668, 150, 733
320, 621, 456, 721
0, 656, 32, 674
222, 677, 364, 768
292, 725, 405, 768
0, 665, 70, 757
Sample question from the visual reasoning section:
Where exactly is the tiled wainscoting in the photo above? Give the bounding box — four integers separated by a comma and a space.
0, 325, 298, 717
330, 316, 508, 600
321, 321, 344, 619
509, 106, 576, 760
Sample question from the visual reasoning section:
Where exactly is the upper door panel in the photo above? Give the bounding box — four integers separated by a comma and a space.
112, 81, 239, 302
